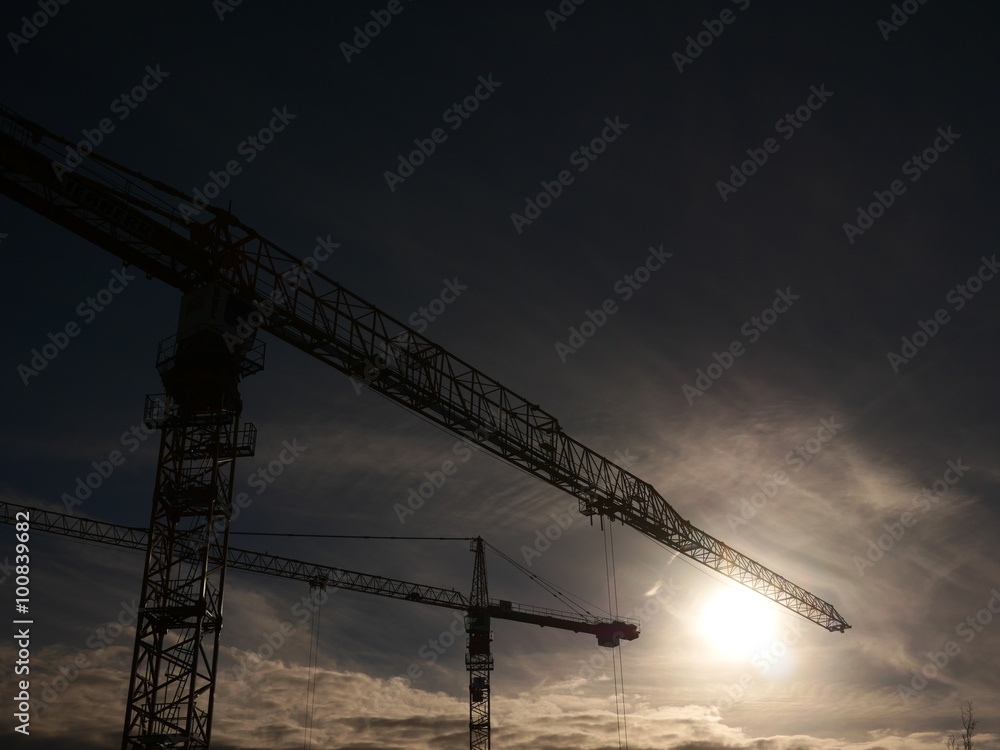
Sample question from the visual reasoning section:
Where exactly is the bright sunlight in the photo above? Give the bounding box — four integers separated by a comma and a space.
698, 585, 780, 659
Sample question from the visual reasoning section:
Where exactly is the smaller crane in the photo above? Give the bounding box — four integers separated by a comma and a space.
0, 503, 639, 749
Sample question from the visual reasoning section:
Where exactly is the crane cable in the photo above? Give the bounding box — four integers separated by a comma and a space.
234, 531, 624, 623
603, 521, 628, 750
482, 541, 615, 621
303, 586, 323, 750
233, 527, 632, 746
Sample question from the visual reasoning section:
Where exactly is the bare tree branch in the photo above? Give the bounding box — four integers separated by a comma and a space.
946, 702, 976, 750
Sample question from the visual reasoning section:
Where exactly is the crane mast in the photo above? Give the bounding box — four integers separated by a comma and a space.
467, 538, 492, 750
0, 503, 638, 749
0, 105, 847, 747
121, 288, 263, 749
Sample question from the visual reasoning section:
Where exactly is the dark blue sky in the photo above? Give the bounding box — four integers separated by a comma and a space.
2, 1, 999, 748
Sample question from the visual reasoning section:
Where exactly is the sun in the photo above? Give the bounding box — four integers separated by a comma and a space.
698, 585, 779, 659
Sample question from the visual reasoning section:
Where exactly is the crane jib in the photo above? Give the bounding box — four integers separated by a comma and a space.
60, 175, 160, 241
0, 105, 851, 637
0, 125, 162, 243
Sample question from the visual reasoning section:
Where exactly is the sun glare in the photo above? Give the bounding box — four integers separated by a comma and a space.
698, 586, 779, 659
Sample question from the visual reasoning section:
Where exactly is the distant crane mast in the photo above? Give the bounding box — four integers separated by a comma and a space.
0, 503, 638, 750
0, 106, 848, 749
468, 537, 492, 750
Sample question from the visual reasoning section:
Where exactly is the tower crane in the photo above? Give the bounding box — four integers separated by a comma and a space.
0, 106, 849, 749
0, 502, 639, 750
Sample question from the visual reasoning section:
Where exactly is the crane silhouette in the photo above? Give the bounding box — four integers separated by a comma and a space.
0, 106, 848, 750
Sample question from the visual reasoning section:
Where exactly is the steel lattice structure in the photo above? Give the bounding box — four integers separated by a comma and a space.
122, 327, 262, 748
0, 107, 849, 634
0, 502, 639, 639
0, 104, 848, 748
0, 502, 638, 748
467, 538, 493, 750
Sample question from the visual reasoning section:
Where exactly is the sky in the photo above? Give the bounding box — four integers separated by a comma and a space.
1, 0, 999, 748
